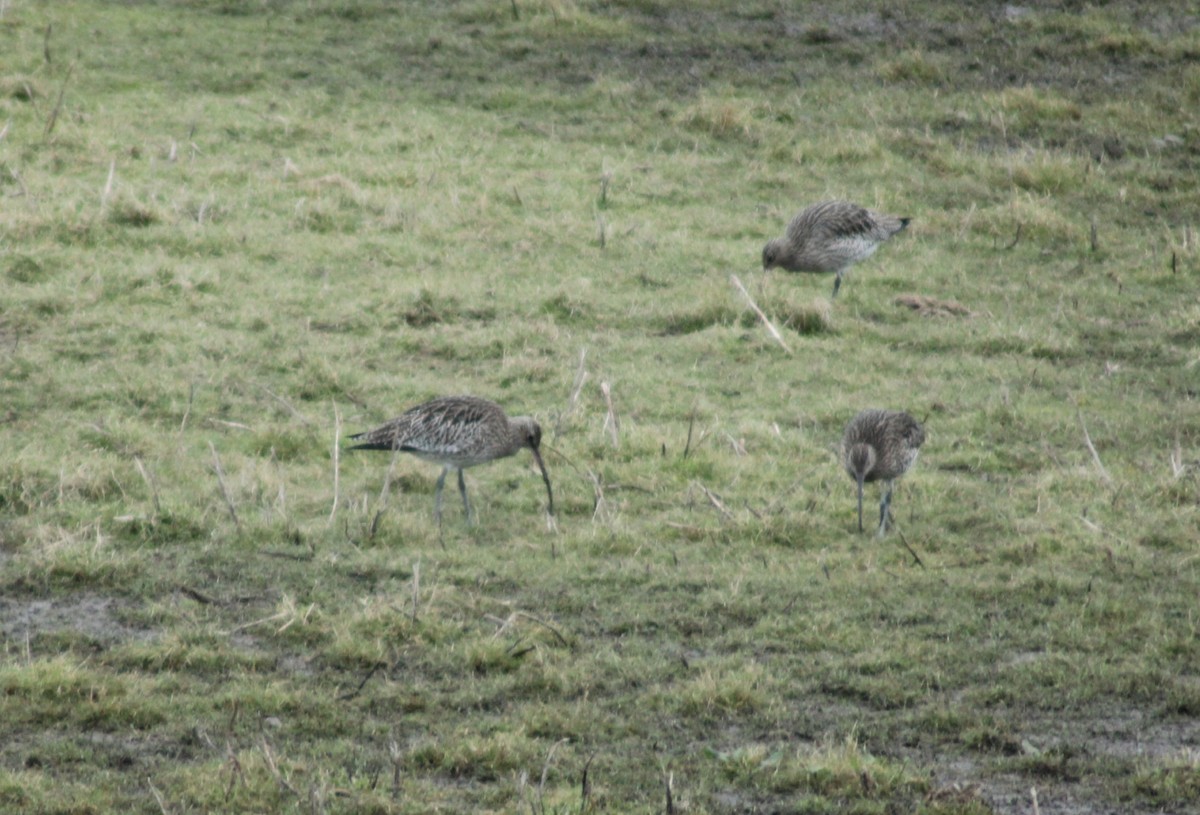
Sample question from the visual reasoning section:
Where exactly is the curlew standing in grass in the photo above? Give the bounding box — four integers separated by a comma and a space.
841, 409, 924, 536
762, 200, 911, 297
348, 395, 553, 525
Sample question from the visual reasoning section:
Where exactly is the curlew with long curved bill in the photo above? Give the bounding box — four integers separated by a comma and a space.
348, 395, 553, 525
762, 200, 910, 297
841, 409, 924, 536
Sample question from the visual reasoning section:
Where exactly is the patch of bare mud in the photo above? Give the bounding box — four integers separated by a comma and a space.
0, 594, 156, 646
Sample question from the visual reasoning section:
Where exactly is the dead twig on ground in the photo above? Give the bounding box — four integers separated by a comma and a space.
682, 407, 696, 458
1075, 409, 1112, 484
328, 401, 341, 525
179, 382, 195, 433
489, 611, 571, 649
260, 736, 297, 795
44, 60, 75, 138
535, 738, 569, 815
205, 418, 253, 432
178, 585, 221, 606
1170, 433, 1185, 479
259, 383, 312, 426
731, 274, 792, 354
554, 347, 588, 438
896, 529, 925, 569
337, 662, 385, 701
208, 442, 241, 531
580, 752, 595, 812
99, 158, 116, 215
133, 455, 162, 516
695, 482, 731, 520
411, 558, 420, 623
600, 381, 619, 448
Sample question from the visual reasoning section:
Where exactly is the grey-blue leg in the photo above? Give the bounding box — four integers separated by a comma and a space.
831, 270, 843, 298
877, 482, 894, 537
434, 467, 448, 526
456, 468, 473, 523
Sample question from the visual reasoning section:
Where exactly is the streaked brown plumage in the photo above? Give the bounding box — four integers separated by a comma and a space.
841, 409, 924, 535
762, 200, 911, 297
348, 395, 553, 524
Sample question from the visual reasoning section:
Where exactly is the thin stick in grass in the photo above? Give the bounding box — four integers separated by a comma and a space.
600, 381, 619, 448
370, 447, 404, 544
133, 455, 162, 516
179, 382, 195, 433
537, 738, 569, 814
389, 737, 403, 799
682, 407, 696, 459
580, 752, 595, 813
100, 158, 115, 214
208, 442, 241, 532
730, 273, 792, 354
1076, 409, 1112, 484
43, 60, 75, 136
553, 347, 588, 438
328, 401, 341, 525
411, 558, 420, 623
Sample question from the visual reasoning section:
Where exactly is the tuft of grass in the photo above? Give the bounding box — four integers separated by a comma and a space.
676, 92, 763, 142
105, 195, 161, 228
877, 48, 948, 84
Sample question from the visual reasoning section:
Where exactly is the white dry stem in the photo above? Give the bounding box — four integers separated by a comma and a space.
554, 347, 588, 437
730, 274, 792, 354
100, 158, 116, 213
600, 381, 619, 448
328, 401, 341, 525
133, 455, 162, 516
1075, 410, 1112, 484
1170, 433, 1185, 479
208, 442, 241, 531
259, 383, 312, 426
537, 738, 570, 812
148, 781, 171, 815
695, 482, 731, 519
378, 446, 402, 507
179, 382, 195, 433
587, 468, 607, 523
205, 418, 252, 432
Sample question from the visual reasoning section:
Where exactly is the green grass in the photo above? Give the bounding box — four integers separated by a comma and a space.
2, 0, 1199, 812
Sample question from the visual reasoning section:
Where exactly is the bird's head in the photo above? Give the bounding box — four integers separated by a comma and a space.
847, 443, 877, 479
762, 239, 783, 270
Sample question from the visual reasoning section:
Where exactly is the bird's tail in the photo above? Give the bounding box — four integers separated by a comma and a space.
345, 433, 401, 451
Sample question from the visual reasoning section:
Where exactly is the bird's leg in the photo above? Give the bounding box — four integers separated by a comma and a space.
877, 482, 894, 537
856, 474, 866, 534
457, 469, 473, 524
434, 467, 448, 527
831, 270, 843, 298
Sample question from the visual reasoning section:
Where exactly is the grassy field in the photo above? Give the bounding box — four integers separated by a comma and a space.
2, 0, 1199, 812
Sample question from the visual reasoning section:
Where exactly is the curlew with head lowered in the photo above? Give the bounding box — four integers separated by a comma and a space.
348, 395, 553, 526
762, 200, 910, 297
841, 409, 924, 536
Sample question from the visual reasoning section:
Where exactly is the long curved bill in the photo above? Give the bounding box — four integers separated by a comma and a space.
856, 474, 865, 534
531, 447, 554, 517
